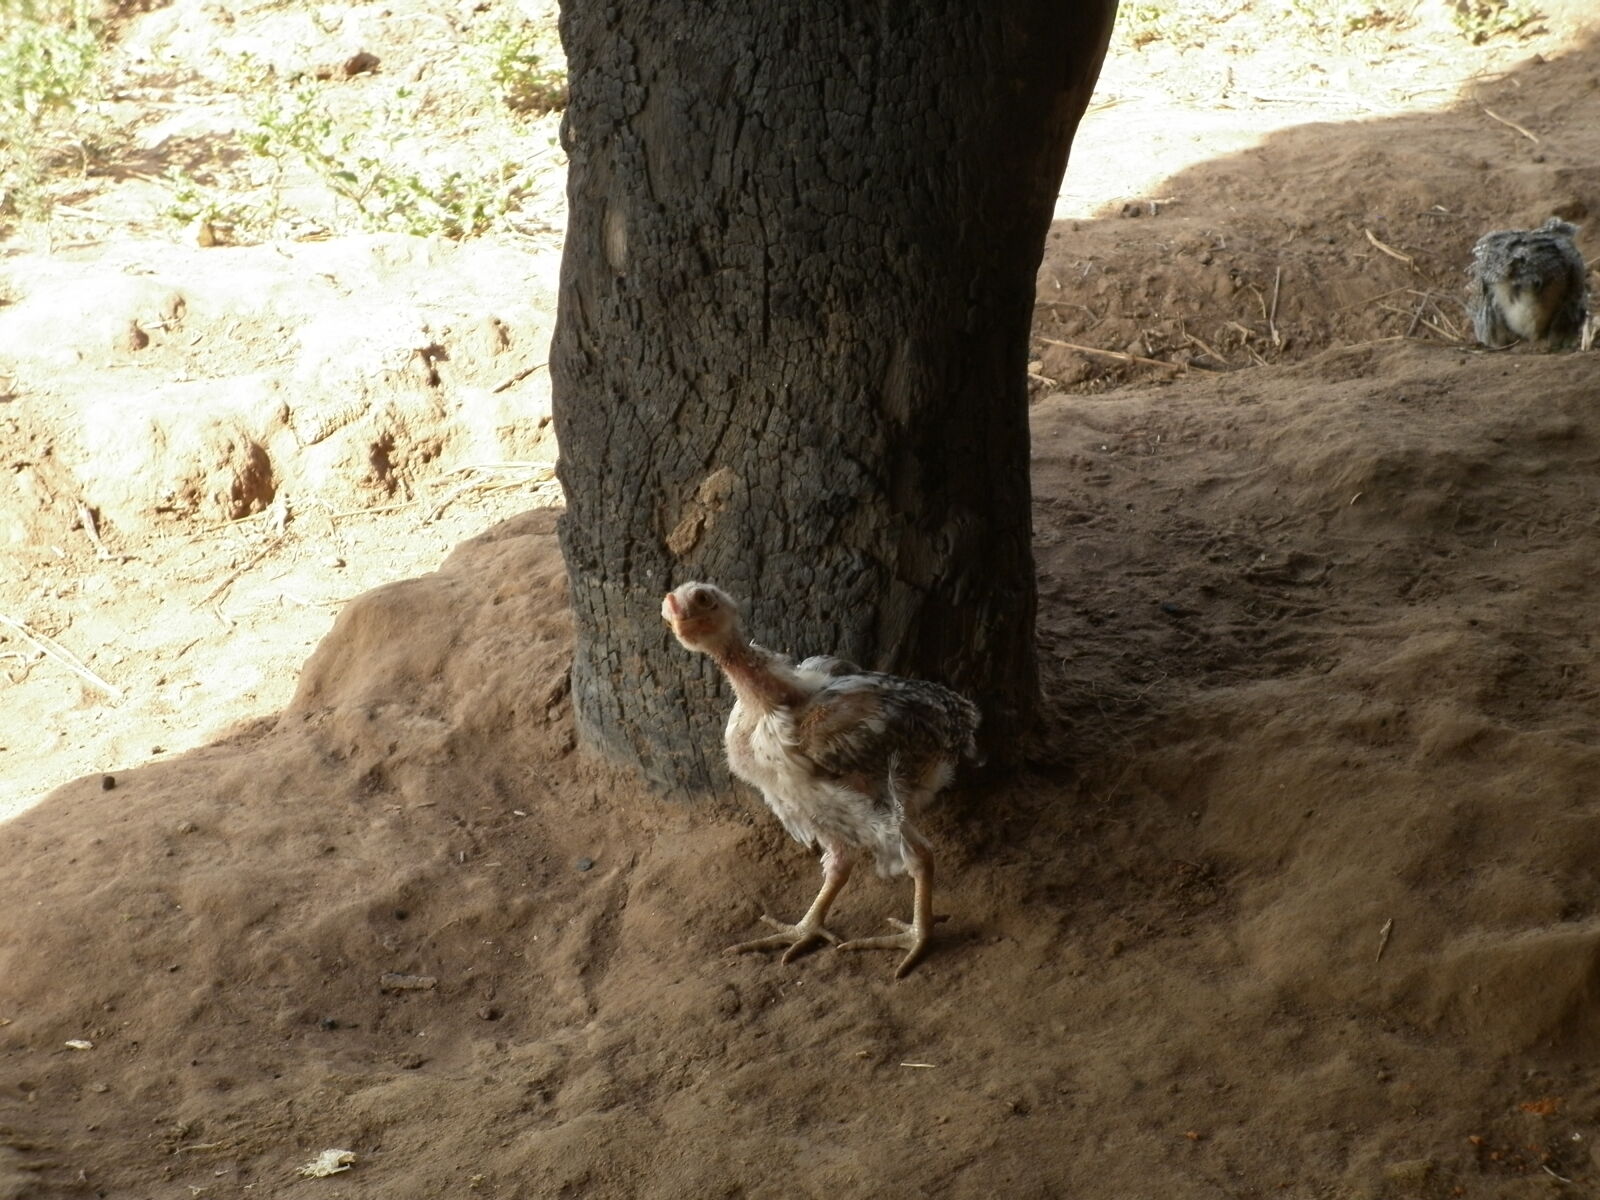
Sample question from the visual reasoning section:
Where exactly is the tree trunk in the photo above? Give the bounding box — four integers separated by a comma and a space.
552, 1, 1117, 795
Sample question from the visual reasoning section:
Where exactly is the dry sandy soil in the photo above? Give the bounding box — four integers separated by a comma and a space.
4, 2, 1600, 1197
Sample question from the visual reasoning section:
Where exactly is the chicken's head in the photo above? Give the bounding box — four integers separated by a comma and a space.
661, 581, 741, 652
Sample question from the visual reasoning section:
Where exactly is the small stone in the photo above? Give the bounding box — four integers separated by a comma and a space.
319, 1018, 340, 1030
100, 774, 116, 791
1381, 1159, 1435, 1191
576, 857, 595, 872
115, 322, 150, 352
343, 50, 380, 77
296, 1150, 356, 1179
324, 555, 346, 569
476, 1007, 502, 1021
176, 820, 198, 834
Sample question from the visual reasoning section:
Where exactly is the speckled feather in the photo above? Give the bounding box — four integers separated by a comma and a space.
789, 658, 981, 795
1467, 218, 1589, 349
721, 651, 979, 874
663, 582, 982, 878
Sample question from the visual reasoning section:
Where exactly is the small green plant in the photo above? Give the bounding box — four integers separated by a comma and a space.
245, 83, 537, 239
480, 18, 567, 115
1450, 0, 1540, 43
0, 0, 103, 219
1116, 1, 1205, 49
1287, 0, 1408, 41
161, 167, 258, 241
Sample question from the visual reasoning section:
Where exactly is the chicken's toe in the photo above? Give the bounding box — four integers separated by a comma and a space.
839, 918, 929, 979
726, 915, 840, 963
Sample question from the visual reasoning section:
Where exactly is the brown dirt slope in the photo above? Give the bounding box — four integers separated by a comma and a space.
1039, 26, 1600, 387
5, 342, 1600, 1198
5, 6, 1600, 1200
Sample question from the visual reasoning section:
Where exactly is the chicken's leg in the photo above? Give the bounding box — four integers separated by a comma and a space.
728, 842, 853, 964
839, 839, 935, 979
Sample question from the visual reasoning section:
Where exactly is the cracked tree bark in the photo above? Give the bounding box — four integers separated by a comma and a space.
552, 2, 1117, 796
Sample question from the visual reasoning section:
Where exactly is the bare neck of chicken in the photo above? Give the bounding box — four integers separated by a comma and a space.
711, 639, 806, 713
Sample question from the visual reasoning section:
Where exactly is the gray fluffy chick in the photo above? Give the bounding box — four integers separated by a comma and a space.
1467, 217, 1589, 350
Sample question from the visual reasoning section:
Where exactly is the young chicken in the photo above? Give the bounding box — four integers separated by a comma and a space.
661, 581, 980, 978
1467, 217, 1589, 350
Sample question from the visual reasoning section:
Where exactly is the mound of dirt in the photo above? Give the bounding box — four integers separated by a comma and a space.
1034, 342, 1600, 1056
6, 340, 1600, 1197
1041, 19, 1600, 388
7, 3, 1600, 1197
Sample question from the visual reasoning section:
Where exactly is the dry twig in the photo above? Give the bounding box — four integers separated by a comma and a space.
1416, 315, 1461, 342
491, 361, 549, 394
1037, 336, 1186, 374
1409, 290, 1465, 342
1183, 332, 1231, 367
424, 461, 559, 522
1405, 295, 1427, 338
1476, 102, 1538, 144
1034, 299, 1098, 319
324, 500, 421, 521
76, 503, 117, 561
1375, 918, 1394, 963
1364, 228, 1414, 268
184, 507, 276, 543
1267, 266, 1283, 347
0, 613, 122, 700
197, 534, 285, 608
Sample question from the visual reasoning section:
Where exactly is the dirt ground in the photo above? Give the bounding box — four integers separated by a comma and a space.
4, 2, 1600, 1197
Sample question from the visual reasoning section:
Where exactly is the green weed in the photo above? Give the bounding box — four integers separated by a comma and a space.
479, 17, 567, 115
1116, 1, 1209, 49
1286, 0, 1411, 41
1450, 0, 1541, 42
244, 83, 538, 239
0, 0, 103, 220
160, 167, 260, 242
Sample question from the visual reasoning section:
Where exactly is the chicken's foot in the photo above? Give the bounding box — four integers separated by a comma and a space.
727, 913, 841, 963
727, 846, 852, 965
840, 846, 935, 979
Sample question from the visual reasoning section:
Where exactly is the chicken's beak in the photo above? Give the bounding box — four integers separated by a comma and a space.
661, 592, 681, 623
